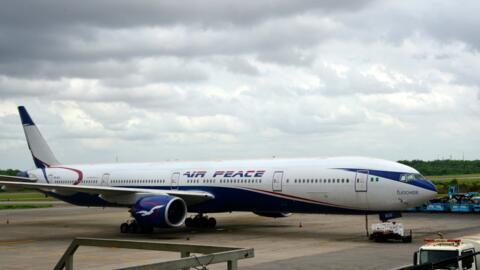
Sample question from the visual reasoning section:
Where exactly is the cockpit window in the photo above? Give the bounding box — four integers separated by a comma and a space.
400, 173, 425, 182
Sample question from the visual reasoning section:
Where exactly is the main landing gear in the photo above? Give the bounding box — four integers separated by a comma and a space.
120, 220, 154, 234
185, 214, 216, 229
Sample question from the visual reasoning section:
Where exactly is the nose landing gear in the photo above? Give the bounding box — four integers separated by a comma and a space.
185, 214, 216, 229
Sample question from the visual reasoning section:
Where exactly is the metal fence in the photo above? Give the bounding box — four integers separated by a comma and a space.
54, 237, 254, 270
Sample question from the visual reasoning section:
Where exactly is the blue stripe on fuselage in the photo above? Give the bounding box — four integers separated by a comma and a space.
335, 168, 436, 192
45, 185, 376, 215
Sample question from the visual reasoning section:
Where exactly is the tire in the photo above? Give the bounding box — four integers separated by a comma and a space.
127, 223, 137, 233
134, 224, 143, 234
199, 217, 208, 228
185, 217, 193, 228
402, 236, 412, 243
120, 223, 128, 233
207, 217, 217, 228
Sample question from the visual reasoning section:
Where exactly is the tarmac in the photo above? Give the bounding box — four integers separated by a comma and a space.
1, 203, 480, 270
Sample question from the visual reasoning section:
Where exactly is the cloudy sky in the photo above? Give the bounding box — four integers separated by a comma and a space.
0, 0, 479, 169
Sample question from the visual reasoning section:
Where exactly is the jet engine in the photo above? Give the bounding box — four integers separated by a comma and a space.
253, 212, 292, 218
131, 195, 187, 228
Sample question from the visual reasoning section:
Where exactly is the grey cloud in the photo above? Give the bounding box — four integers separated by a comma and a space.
0, 60, 136, 80
0, 0, 376, 30
337, 0, 480, 50
257, 48, 315, 66
1, 0, 480, 169
220, 57, 260, 76
0, 1, 372, 73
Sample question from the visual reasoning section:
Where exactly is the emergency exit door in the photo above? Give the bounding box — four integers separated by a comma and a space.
272, 171, 283, 192
355, 170, 368, 192
171, 172, 180, 190
101, 173, 110, 186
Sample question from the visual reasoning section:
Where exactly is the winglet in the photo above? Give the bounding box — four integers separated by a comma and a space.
18, 106, 35, 126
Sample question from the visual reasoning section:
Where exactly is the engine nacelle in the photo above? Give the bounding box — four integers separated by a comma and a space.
253, 212, 292, 218
131, 195, 187, 228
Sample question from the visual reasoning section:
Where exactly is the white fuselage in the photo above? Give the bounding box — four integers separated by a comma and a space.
28, 156, 437, 213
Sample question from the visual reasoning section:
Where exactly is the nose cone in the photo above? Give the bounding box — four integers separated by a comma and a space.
426, 179, 438, 199
414, 178, 437, 194
417, 179, 438, 203
403, 179, 437, 208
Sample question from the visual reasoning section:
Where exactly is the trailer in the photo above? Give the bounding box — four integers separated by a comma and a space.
426, 198, 450, 212
451, 194, 476, 213
405, 185, 480, 214
472, 197, 480, 213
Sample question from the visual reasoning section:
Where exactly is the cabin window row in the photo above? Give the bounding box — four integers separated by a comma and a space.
83, 180, 97, 184
292, 178, 350, 184
55, 180, 76, 184
111, 179, 166, 184
220, 179, 262, 184
186, 179, 262, 184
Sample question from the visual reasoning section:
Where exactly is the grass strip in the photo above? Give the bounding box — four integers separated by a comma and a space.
0, 204, 53, 210
0, 192, 57, 202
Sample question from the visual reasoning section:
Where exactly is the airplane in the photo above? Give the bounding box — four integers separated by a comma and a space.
0, 106, 437, 234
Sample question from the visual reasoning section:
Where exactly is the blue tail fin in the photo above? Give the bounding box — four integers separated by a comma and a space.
18, 106, 60, 168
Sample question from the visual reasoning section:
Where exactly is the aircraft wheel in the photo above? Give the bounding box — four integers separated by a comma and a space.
185, 217, 194, 228
207, 217, 216, 228
127, 223, 137, 233
120, 223, 128, 233
135, 224, 144, 234
199, 217, 208, 228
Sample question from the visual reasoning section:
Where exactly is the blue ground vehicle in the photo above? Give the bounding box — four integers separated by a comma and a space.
410, 184, 480, 214
450, 193, 479, 213
426, 200, 450, 212
471, 197, 480, 212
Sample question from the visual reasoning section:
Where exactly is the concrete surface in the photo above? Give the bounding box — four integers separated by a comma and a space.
0, 206, 479, 270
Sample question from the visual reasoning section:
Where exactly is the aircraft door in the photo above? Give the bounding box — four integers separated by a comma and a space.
272, 171, 283, 192
355, 170, 368, 192
170, 172, 180, 190
101, 173, 110, 186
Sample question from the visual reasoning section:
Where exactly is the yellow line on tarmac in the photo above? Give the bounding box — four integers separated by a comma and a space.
0, 239, 34, 245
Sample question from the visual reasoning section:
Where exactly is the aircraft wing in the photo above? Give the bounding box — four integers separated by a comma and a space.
0, 175, 37, 182
0, 177, 214, 206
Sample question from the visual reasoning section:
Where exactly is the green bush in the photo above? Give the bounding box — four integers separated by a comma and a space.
398, 160, 480, 176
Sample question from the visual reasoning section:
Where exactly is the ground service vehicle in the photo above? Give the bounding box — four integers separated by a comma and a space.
369, 222, 412, 242
413, 238, 480, 269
